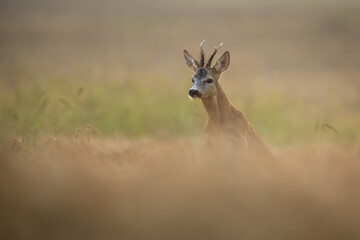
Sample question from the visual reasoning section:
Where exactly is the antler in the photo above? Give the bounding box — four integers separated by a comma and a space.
200, 40, 205, 67
206, 42, 223, 68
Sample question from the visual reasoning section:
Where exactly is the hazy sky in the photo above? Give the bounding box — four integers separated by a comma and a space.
1, 0, 359, 13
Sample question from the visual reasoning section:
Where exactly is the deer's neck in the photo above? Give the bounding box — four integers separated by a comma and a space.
201, 82, 233, 128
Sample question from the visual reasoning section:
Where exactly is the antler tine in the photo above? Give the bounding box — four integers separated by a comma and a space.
206, 42, 223, 68
200, 40, 205, 67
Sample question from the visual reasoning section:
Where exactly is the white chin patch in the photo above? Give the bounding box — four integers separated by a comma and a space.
189, 95, 200, 99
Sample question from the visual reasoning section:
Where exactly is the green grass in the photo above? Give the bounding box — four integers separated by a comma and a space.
0, 73, 359, 148
0, 75, 205, 145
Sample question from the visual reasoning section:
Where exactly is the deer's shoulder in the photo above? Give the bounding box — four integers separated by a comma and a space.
225, 107, 252, 132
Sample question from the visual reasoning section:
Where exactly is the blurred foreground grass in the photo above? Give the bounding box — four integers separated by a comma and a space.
0, 71, 359, 149
1, 138, 360, 239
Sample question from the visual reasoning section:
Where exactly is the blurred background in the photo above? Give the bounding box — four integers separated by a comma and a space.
0, 0, 359, 146
1, 1, 360, 239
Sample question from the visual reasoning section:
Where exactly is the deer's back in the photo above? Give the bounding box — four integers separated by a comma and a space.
232, 108, 272, 156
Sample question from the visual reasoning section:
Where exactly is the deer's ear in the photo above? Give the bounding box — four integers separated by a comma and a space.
214, 51, 230, 74
183, 50, 200, 72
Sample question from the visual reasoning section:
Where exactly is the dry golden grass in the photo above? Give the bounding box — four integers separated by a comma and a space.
1, 1, 360, 239
1, 138, 360, 239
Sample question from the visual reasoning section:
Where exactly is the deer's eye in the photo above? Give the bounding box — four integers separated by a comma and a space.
206, 79, 213, 84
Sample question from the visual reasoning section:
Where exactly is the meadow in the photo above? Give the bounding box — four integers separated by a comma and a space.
1, 1, 360, 239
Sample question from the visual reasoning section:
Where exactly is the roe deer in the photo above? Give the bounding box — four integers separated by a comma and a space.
183, 40, 271, 155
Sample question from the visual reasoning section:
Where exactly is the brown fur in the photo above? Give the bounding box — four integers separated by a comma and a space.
184, 42, 271, 156
202, 80, 272, 156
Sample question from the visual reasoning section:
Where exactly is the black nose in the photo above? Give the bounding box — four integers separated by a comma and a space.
189, 89, 200, 98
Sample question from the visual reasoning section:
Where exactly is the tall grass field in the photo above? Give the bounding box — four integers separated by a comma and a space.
1, 0, 360, 239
